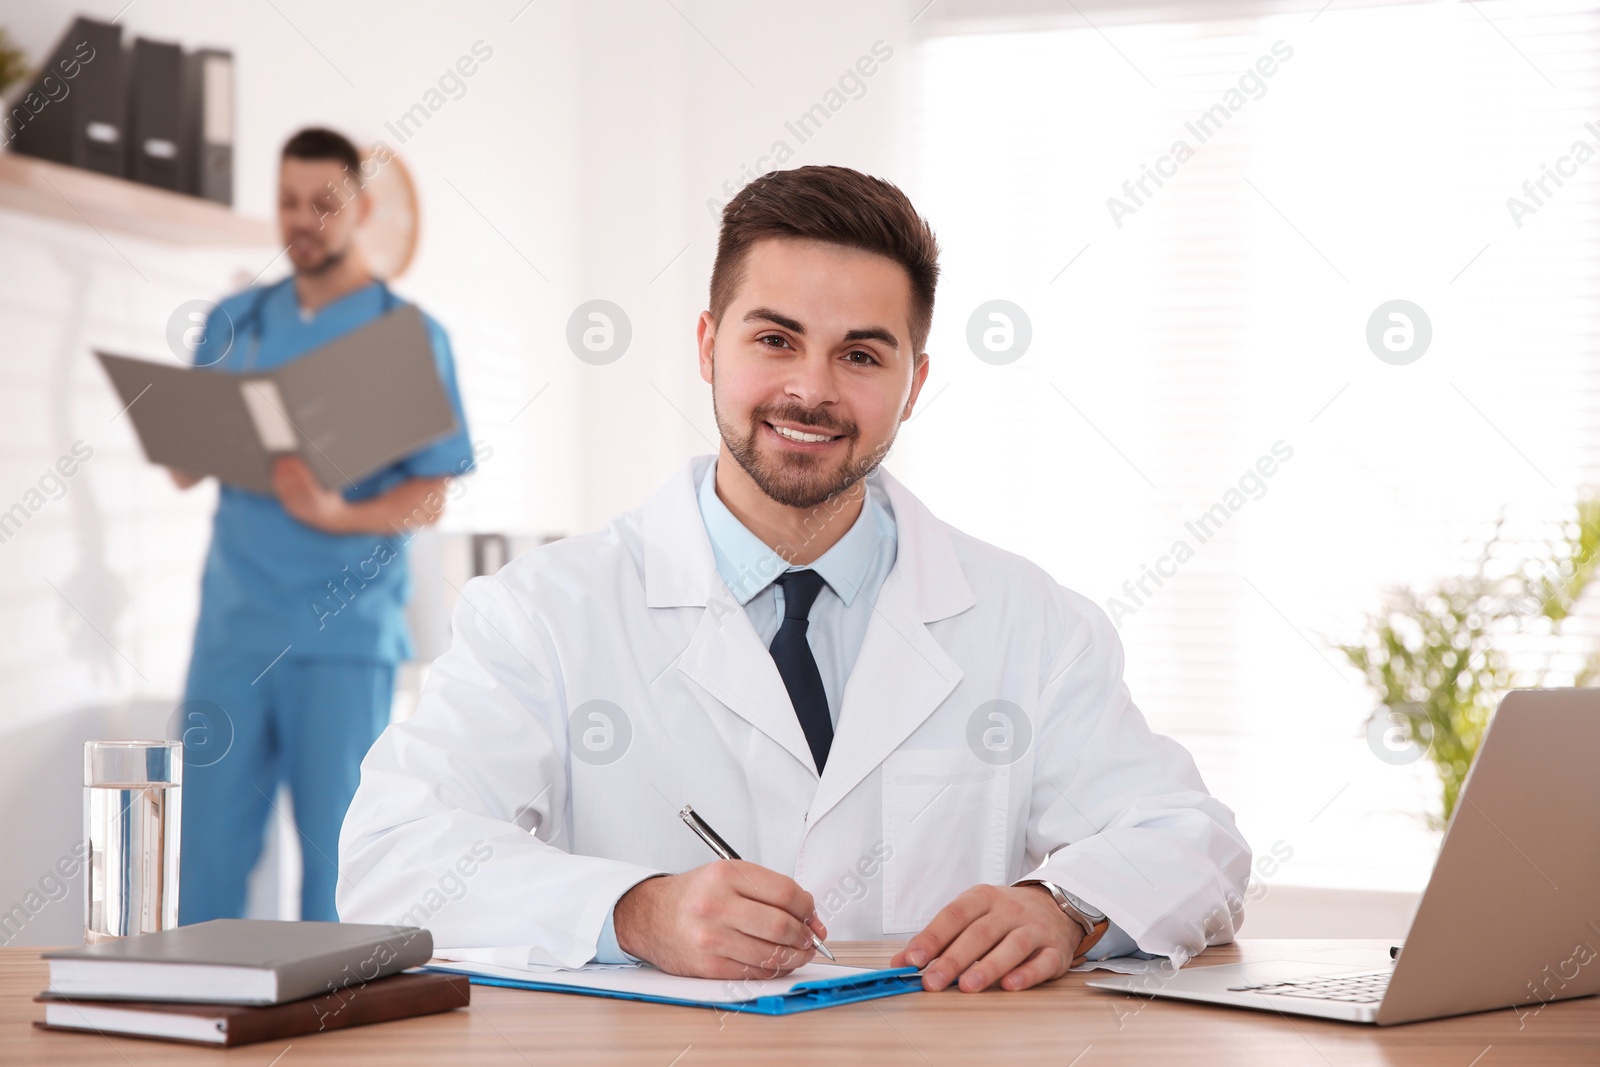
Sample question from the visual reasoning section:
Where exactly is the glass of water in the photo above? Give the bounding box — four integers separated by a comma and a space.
83, 740, 182, 943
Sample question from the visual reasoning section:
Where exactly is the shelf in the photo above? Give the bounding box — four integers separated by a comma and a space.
0, 151, 275, 247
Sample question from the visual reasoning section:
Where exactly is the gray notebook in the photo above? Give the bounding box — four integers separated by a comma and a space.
42, 919, 433, 1005
97, 304, 459, 495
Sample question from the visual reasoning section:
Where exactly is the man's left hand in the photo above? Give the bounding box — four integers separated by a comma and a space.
888, 884, 1081, 993
272, 456, 351, 533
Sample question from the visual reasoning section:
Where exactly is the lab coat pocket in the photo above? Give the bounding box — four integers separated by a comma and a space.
881, 749, 1009, 934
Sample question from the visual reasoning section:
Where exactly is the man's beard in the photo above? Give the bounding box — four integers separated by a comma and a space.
290, 236, 351, 277
714, 388, 889, 510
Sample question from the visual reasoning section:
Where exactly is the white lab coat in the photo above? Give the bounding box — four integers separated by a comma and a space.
338, 456, 1251, 968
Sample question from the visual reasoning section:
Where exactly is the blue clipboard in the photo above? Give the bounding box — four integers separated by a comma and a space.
422, 964, 923, 1015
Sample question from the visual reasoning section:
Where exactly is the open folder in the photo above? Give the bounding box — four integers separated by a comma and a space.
96, 305, 459, 495
422, 959, 922, 1015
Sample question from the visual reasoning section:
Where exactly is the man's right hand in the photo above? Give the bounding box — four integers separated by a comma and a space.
612, 861, 826, 980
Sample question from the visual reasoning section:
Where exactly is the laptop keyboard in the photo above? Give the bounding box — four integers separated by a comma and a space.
1227, 969, 1391, 1004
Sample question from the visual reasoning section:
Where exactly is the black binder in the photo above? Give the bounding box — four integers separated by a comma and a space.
128, 37, 186, 191
182, 48, 234, 205
7, 17, 127, 178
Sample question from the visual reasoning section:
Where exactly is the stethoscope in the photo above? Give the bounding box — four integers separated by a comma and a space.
234, 276, 400, 372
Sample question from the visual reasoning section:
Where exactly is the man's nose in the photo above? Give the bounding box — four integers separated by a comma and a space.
783, 351, 839, 409
281, 203, 322, 229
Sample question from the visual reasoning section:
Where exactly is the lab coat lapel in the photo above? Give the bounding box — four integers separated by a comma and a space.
806, 468, 976, 824
677, 604, 819, 774
644, 458, 818, 774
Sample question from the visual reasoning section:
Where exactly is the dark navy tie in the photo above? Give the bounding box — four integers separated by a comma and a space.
770, 569, 833, 774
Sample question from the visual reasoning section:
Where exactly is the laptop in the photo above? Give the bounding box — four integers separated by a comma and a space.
1086, 687, 1600, 1025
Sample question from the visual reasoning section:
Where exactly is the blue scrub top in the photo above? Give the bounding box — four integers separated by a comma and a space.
188, 277, 476, 663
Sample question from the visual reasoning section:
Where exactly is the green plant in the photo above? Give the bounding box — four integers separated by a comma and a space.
0, 29, 28, 96
1338, 498, 1600, 828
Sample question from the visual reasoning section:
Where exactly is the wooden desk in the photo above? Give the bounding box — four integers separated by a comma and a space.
4, 940, 1596, 1065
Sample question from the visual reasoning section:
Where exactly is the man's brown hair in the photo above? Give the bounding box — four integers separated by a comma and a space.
709, 166, 941, 355
281, 127, 364, 184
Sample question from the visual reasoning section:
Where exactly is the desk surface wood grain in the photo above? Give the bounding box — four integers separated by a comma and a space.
5, 940, 1596, 1065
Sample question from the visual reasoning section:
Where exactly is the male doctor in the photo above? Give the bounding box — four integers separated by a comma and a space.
339, 165, 1250, 993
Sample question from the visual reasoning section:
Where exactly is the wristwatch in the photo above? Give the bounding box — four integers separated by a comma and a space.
1016, 879, 1109, 959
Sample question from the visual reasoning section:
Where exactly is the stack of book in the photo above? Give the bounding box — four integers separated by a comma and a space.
33, 919, 468, 1048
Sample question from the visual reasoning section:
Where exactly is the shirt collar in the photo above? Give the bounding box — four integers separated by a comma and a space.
269, 276, 387, 326
696, 458, 887, 607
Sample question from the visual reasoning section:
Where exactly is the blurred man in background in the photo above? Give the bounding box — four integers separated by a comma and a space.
170, 127, 477, 923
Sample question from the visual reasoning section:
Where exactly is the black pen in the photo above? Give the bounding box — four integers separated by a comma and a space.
678, 804, 837, 962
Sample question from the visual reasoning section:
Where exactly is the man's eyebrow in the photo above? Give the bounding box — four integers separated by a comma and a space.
743, 307, 900, 350
744, 307, 805, 333
843, 325, 899, 350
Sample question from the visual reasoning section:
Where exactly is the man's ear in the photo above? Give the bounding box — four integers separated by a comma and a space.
902, 351, 931, 420
696, 310, 718, 386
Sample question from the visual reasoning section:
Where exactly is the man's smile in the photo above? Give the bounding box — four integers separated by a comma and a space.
764, 420, 848, 453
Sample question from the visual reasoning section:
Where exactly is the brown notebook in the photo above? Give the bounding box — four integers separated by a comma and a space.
34, 970, 469, 1047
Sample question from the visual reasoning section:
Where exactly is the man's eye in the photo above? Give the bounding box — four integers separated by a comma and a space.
758, 334, 791, 349
844, 349, 878, 365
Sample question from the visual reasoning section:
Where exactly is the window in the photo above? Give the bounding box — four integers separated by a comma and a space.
900, 0, 1600, 890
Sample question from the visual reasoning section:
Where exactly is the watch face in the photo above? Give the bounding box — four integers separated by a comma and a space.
1063, 891, 1106, 922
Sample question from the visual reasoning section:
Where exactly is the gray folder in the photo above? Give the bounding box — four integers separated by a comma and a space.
98, 304, 459, 495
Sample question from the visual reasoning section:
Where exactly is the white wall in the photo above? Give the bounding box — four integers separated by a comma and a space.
0, 0, 921, 945
564, 0, 917, 522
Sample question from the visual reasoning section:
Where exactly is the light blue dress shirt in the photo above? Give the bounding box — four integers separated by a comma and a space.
695, 458, 898, 728
593, 459, 1138, 963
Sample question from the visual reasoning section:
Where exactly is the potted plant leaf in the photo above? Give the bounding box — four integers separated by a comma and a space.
1338, 498, 1600, 828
